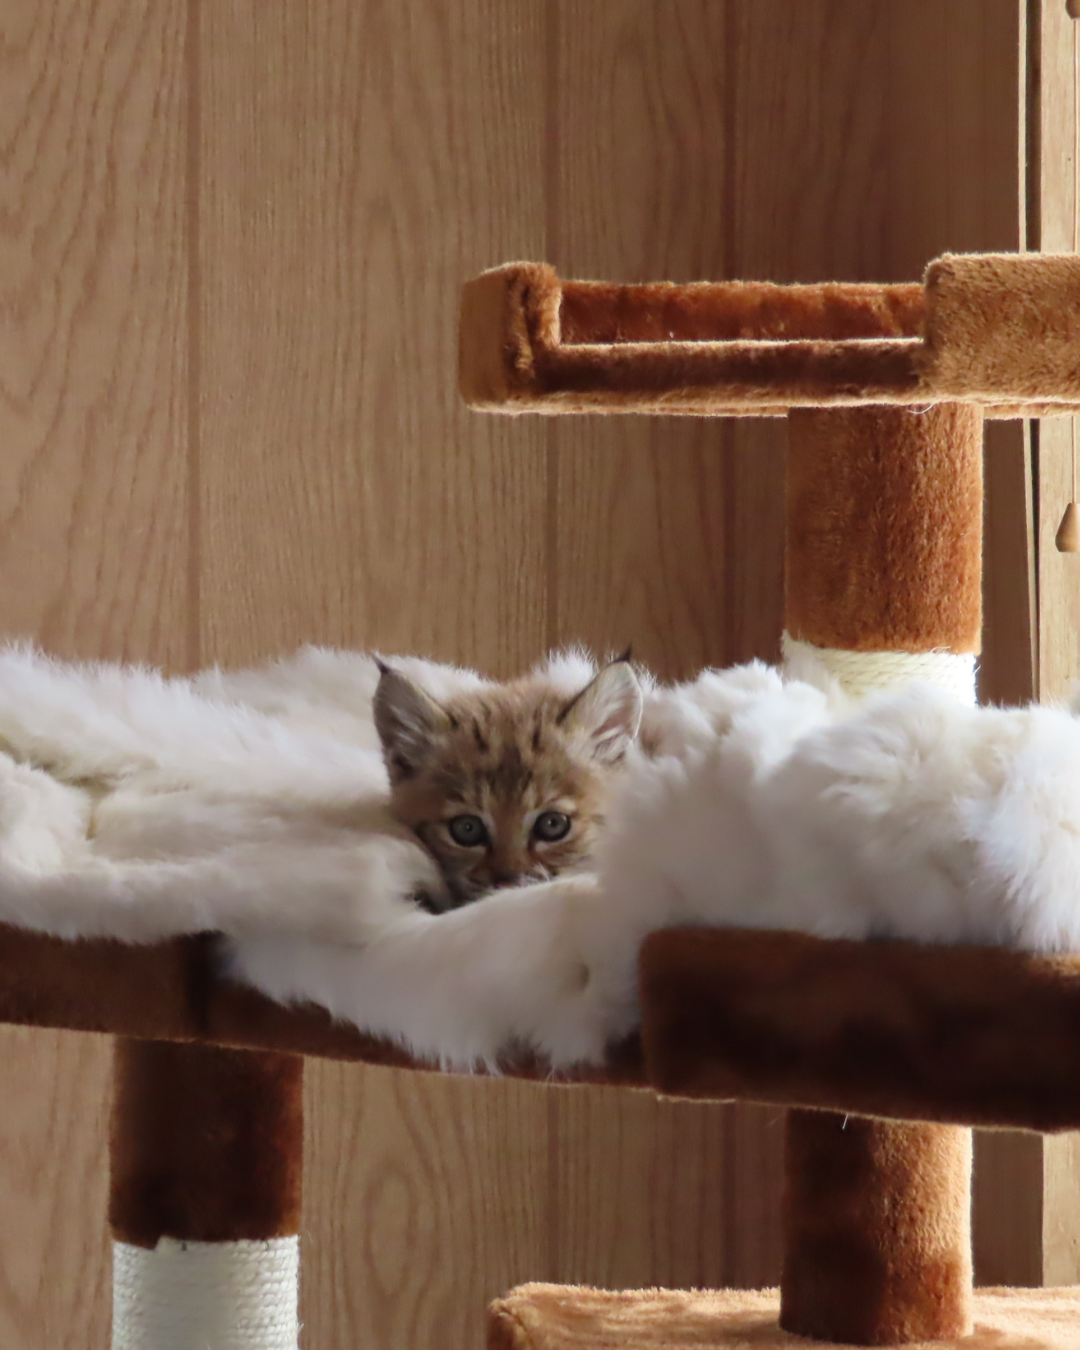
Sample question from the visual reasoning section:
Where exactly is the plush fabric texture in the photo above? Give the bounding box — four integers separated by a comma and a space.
639, 927, 1080, 1132
110, 1040, 303, 1247
0, 922, 646, 1085
487, 1284, 1080, 1350
558, 278, 926, 343
785, 404, 983, 653
922, 252, 1080, 405
459, 254, 1080, 417
780, 1111, 971, 1344
11, 649, 1080, 1078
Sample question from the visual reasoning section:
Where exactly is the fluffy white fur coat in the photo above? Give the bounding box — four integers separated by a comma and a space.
0, 644, 1079, 1070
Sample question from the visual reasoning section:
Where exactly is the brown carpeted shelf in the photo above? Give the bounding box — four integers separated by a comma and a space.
640, 927, 1080, 1133
8, 917, 1080, 1132
487, 1285, 1080, 1350
459, 253, 1080, 418
0, 922, 644, 1084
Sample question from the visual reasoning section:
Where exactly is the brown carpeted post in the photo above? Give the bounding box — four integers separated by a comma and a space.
780, 401, 982, 1346
109, 1039, 304, 1350
780, 1111, 973, 1344
784, 403, 983, 702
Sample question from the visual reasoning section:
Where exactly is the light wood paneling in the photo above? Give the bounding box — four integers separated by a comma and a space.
546, 3, 784, 1296
0, 1, 190, 1346
197, 0, 548, 673
551, 1089, 785, 1291
0, 1029, 114, 1350
303, 1066, 550, 1350
0, 0, 190, 665
1037, 0, 1080, 705
196, 6, 553, 1350
1033, 0, 1080, 1285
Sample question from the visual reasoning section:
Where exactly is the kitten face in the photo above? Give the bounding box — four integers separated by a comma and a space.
374, 659, 642, 907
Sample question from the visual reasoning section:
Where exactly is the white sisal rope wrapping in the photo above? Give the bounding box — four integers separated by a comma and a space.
781, 632, 977, 705
112, 1237, 299, 1350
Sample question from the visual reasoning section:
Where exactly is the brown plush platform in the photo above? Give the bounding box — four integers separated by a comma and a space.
487, 1285, 1080, 1350
0, 923, 646, 1083
640, 928, 1080, 1132
7, 921, 1080, 1128
459, 253, 1080, 418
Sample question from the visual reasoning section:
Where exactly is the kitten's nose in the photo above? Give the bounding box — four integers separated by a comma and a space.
490, 871, 522, 889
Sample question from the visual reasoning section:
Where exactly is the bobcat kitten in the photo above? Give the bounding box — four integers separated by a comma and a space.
374, 657, 642, 906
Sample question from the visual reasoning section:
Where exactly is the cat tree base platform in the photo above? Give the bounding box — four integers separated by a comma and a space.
488, 1286, 1080, 1350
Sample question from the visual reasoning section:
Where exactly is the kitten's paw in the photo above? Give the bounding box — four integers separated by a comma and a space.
225, 873, 636, 1072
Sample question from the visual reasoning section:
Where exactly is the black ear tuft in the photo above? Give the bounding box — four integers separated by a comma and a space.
615, 644, 633, 664
373, 667, 445, 781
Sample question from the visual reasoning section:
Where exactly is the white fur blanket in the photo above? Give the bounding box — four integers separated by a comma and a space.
0, 644, 1079, 1070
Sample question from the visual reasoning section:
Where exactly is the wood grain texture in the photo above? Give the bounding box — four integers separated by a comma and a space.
0, 1030, 113, 1350
1033, 0, 1080, 1285
550, 1089, 785, 1291
197, 7, 555, 1350
0, 0, 190, 666
546, 3, 785, 1311
198, 0, 548, 674
302, 1066, 550, 1350
0, 1, 190, 1346
1036, 0, 1080, 705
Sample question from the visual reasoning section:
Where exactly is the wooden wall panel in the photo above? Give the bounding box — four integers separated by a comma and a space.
1037, 0, 1080, 706
546, 3, 785, 1295
0, 1, 189, 1345
303, 1067, 550, 1350
196, 6, 553, 1350
0, 0, 190, 666
1033, 0, 1080, 1286
197, 0, 548, 673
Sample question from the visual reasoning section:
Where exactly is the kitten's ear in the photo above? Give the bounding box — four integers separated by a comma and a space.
560, 659, 643, 764
374, 665, 446, 782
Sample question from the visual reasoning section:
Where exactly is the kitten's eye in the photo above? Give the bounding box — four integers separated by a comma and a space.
447, 814, 488, 848
533, 810, 572, 843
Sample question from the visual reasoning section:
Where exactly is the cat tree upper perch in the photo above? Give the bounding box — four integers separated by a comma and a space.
462, 250, 1080, 1350
0, 251, 1079, 1350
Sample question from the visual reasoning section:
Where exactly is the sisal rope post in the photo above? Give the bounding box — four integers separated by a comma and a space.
778, 403, 982, 1344
784, 403, 983, 705
109, 1040, 304, 1350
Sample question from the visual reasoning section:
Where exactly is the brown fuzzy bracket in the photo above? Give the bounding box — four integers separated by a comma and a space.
460, 253, 1080, 418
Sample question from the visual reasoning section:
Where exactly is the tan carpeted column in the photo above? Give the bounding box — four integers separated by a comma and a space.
784, 403, 983, 702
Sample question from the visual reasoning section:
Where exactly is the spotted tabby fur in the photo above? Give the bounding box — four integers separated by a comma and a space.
374, 658, 642, 906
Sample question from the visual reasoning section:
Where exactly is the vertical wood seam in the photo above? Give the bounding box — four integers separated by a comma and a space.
1027, 0, 1042, 696
186, 0, 202, 673
544, 1, 561, 658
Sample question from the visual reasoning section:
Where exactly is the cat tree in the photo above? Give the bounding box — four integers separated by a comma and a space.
0, 251, 1078, 1347
462, 251, 1080, 1349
